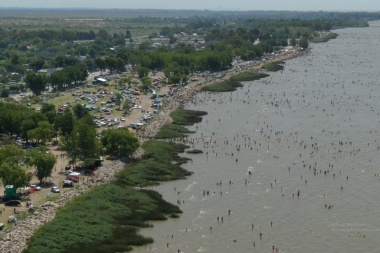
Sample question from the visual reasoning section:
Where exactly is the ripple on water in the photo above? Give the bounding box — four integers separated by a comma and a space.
197, 246, 208, 252
185, 181, 198, 192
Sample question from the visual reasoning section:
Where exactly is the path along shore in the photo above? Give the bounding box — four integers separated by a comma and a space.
0, 47, 309, 253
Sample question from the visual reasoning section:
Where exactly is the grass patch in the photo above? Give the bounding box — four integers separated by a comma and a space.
186, 149, 203, 154
116, 141, 192, 187
155, 109, 207, 139
155, 124, 194, 139
262, 61, 284, 72
310, 32, 338, 43
230, 71, 269, 82
25, 184, 181, 253
170, 109, 207, 125
202, 80, 243, 92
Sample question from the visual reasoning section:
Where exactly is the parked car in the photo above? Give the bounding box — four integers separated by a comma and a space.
4, 200, 22, 206
62, 180, 74, 188
51, 187, 60, 193
30, 184, 41, 191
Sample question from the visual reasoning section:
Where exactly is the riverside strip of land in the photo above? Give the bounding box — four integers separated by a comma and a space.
0, 46, 308, 253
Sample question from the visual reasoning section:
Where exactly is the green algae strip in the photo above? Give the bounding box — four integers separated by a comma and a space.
155, 123, 195, 139
155, 109, 207, 139
262, 61, 285, 72
201, 80, 243, 92
310, 32, 338, 43
170, 108, 207, 125
25, 184, 181, 253
230, 71, 269, 82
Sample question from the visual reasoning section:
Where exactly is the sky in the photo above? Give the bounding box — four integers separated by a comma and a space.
0, 0, 379, 11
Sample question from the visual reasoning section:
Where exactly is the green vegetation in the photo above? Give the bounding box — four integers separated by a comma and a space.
26, 124, 194, 253
202, 80, 243, 92
4, 8, 380, 252
59, 115, 101, 165
155, 124, 194, 139
186, 149, 203, 154
230, 71, 269, 82
0, 144, 31, 189
25, 184, 181, 253
155, 109, 207, 138
117, 141, 192, 187
310, 32, 338, 43
28, 147, 56, 184
101, 128, 140, 158
262, 62, 285, 72
170, 109, 207, 125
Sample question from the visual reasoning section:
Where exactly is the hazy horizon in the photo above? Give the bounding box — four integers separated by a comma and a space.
0, 0, 379, 12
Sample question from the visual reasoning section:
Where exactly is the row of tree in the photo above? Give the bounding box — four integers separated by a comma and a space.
0, 144, 56, 187
0, 102, 140, 188
24, 64, 88, 95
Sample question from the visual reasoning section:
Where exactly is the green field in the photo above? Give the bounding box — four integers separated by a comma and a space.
0, 10, 184, 36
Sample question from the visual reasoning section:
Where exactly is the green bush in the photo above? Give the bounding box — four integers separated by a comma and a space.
117, 141, 192, 187
202, 80, 243, 92
25, 185, 181, 253
262, 62, 284, 72
186, 149, 203, 154
310, 32, 338, 43
230, 71, 269, 82
170, 109, 207, 125
155, 124, 194, 139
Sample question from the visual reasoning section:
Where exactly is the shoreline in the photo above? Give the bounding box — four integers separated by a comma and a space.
0, 47, 309, 253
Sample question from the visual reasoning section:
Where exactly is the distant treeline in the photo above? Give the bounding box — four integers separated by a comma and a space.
0, 8, 379, 21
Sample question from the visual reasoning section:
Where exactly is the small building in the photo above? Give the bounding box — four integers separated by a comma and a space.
37, 68, 62, 75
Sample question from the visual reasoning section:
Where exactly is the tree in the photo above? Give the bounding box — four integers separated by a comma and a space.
0, 144, 25, 166
28, 147, 56, 184
289, 38, 297, 47
1, 89, 9, 98
299, 38, 309, 49
125, 76, 133, 88
94, 58, 106, 75
0, 144, 30, 188
115, 58, 125, 72
49, 70, 67, 91
101, 128, 139, 158
126, 29, 132, 39
41, 103, 57, 124
122, 100, 131, 111
0, 163, 32, 188
60, 115, 100, 165
72, 104, 89, 119
29, 57, 45, 72
115, 93, 123, 107
28, 121, 53, 144
54, 109, 74, 136
140, 76, 152, 90
105, 57, 117, 73
24, 73, 47, 95
138, 66, 150, 78
21, 119, 37, 143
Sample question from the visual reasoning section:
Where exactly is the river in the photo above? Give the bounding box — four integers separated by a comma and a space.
133, 22, 380, 253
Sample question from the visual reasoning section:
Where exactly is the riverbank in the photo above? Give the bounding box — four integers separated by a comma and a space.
0, 46, 308, 253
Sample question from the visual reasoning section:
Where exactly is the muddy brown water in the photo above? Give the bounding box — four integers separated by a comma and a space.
133, 22, 380, 253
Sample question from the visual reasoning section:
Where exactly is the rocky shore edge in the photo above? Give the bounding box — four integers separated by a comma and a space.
0, 48, 309, 253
